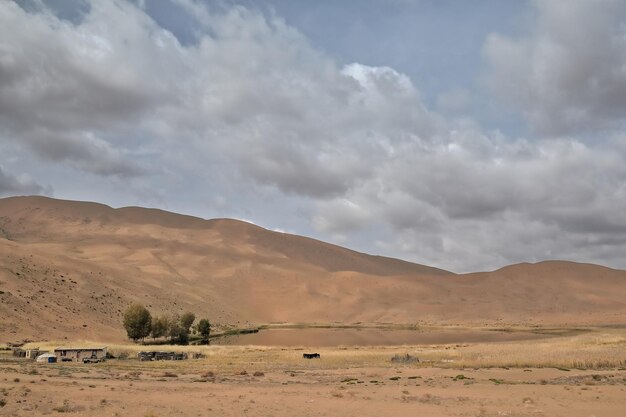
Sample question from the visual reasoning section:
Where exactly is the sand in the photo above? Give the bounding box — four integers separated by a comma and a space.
1, 355, 625, 416
1, 196, 626, 343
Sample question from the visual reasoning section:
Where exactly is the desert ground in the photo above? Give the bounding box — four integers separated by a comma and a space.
1, 196, 625, 415
2, 326, 626, 416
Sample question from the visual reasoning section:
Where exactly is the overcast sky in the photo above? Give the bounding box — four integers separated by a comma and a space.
2, 0, 626, 272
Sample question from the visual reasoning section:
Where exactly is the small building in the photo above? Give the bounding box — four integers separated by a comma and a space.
12, 348, 26, 358
138, 351, 187, 361
36, 353, 57, 363
54, 347, 107, 362
26, 349, 42, 359
12, 348, 44, 359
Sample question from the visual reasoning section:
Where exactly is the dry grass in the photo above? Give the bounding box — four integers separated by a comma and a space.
18, 327, 626, 372
430, 329, 626, 369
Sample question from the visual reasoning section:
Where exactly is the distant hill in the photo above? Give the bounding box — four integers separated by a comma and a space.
1, 196, 624, 342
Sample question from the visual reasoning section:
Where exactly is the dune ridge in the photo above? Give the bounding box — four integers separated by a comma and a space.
1, 196, 625, 342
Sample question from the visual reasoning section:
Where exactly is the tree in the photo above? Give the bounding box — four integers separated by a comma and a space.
123, 303, 151, 342
168, 320, 187, 345
180, 312, 196, 334
168, 314, 181, 341
197, 319, 211, 341
150, 315, 168, 340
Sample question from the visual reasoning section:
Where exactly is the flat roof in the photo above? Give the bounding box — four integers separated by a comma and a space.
54, 347, 107, 351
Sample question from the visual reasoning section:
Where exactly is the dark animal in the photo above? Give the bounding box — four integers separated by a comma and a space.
303, 353, 320, 359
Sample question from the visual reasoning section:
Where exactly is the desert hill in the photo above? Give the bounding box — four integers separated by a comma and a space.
1, 196, 625, 342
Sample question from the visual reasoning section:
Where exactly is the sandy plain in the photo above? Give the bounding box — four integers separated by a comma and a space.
1, 327, 626, 416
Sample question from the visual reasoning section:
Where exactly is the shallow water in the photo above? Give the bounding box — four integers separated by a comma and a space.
211, 327, 553, 347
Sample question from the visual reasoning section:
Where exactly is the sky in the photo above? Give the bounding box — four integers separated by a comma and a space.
1, 0, 626, 273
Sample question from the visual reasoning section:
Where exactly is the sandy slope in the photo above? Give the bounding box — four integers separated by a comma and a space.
1, 196, 625, 342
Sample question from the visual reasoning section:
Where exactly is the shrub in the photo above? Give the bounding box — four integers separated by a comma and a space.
391, 354, 420, 364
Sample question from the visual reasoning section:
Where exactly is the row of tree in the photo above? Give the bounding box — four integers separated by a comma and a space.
122, 303, 211, 344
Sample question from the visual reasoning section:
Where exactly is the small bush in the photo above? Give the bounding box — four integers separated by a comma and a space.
391, 354, 419, 364
253, 371, 264, 377
162, 372, 177, 378
52, 399, 84, 413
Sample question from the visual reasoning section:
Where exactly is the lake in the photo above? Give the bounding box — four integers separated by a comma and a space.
211, 327, 556, 347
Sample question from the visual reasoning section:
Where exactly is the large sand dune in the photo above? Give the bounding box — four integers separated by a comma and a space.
1, 196, 625, 342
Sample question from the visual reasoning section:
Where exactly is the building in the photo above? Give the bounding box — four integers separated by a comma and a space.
12, 348, 45, 359
12, 348, 26, 358
26, 348, 42, 359
36, 353, 57, 363
138, 351, 187, 361
54, 347, 107, 362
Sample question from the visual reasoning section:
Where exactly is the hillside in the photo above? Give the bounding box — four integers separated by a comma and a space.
1, 196, 625, 342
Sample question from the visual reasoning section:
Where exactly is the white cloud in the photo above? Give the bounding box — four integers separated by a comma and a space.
483, 0, 626, 135
1, 0, 626, 272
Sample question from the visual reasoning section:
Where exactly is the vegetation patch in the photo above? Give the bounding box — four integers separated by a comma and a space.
391, 353, 420, 363
52, 399, 85, 413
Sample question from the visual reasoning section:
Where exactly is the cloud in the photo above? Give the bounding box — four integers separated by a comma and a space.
1, 0, 626, 272
0, 1, 171, 176
0, 165, 46, 196
483, 0, 626, 135
436, 88, 472, 115
314, 131, 626, 272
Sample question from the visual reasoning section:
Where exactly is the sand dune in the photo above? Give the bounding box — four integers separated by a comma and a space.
1, 196, 625, 342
